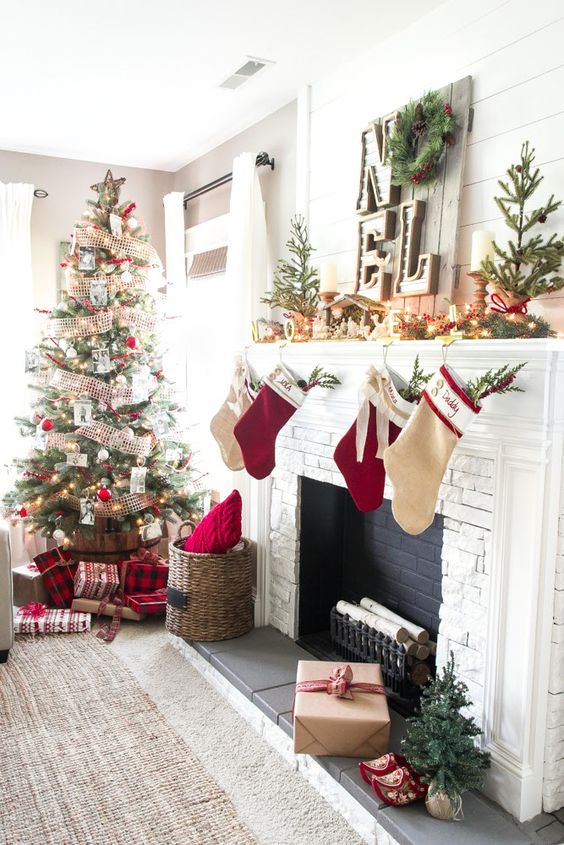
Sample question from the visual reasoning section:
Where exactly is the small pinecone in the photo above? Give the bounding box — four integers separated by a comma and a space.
442, 131, 455, 146
156, 473, 171, 489
539, 213, 547, 223
515, 165, 522, 173
412, 103, 427, 138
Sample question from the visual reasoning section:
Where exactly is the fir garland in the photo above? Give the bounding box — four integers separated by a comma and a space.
386, 91, 457, 188
398, 307, 552, 340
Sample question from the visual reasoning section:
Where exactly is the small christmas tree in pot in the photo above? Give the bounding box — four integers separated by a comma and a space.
261, 214, 319, 340
401, 653, 490, 820
480, 142, 564, 318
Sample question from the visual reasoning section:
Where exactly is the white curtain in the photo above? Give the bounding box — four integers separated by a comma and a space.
163, 191, 188, 400
0, 183, 34, 496
225, 152, 269, 350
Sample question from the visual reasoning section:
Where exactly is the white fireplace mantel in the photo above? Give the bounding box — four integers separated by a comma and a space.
242, 338, 564, 822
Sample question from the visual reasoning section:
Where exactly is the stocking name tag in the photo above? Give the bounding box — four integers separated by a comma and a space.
424, 367, 480, 437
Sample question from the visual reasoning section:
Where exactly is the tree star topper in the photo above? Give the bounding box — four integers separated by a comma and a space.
90, 169, 126, 209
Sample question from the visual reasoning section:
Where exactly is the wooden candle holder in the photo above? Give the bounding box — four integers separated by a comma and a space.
468, 271, 489, 308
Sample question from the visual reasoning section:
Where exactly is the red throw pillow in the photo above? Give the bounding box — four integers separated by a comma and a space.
183, 490, 242, 554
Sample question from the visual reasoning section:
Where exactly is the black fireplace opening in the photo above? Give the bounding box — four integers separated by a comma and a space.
297, 477, 444, 712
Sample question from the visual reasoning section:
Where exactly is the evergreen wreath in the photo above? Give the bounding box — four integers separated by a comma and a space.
386, 90, 457, 188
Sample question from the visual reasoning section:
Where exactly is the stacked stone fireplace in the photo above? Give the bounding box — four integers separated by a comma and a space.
246, 339, 564, 823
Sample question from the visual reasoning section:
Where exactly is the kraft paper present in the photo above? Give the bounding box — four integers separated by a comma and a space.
12, 563, 50, 606
71, 597, 145, 622
293, 660, 390, 757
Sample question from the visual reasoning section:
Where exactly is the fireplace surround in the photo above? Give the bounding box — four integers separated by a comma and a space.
244, 339, 564, 822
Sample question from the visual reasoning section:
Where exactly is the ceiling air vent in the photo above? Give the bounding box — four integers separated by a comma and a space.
219, 57, 273, 90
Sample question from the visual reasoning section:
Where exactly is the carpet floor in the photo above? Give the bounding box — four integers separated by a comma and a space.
2, 622, 363, 845
0, 633, 255, 845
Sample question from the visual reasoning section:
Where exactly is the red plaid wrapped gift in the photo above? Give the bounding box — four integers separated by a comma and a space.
122, 558, 168, 594
33, 547, 77, 609
74, 561, 119, 600
14, 602, 91, 634
125, 590, 167, 615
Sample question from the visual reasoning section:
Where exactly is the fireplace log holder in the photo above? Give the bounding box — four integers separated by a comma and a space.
330, 607, 435, 710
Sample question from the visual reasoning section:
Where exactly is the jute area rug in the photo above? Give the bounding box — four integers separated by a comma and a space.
0, 634, 256, 845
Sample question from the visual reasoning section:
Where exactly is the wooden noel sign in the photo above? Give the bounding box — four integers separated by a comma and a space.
355, 76, 472, 314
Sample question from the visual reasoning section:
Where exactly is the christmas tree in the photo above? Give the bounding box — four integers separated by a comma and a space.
261, 214, 320, 317
480, 142, 564, 299
3, 170, 201, 547
402, 654, 490, 807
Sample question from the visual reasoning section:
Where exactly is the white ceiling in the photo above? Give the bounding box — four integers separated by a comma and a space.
1, 0, 445, 172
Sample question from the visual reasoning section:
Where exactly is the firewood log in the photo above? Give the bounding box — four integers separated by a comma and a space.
336, 600, 409, 643
359, 597, 430, 644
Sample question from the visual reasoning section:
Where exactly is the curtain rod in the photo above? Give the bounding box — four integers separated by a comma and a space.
183, 151, 275, 208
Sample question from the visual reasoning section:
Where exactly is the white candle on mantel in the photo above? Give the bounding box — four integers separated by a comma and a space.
470, 230, 495, 272
319, 262, 338, 293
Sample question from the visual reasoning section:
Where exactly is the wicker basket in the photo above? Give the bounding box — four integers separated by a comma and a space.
166, 521, 253, 641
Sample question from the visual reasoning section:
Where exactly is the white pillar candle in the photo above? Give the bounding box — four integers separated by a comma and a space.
319, 262, 337, 293
470, 230, 495, 272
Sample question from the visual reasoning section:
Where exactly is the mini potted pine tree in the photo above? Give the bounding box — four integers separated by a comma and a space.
401, 653, 490, 820
480, 142, 564, 315
261, 214, 319, 339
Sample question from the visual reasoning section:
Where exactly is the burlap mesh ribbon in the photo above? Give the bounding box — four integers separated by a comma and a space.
50, 370, 135, 406
75, 421, 155, 457
118, 306, 158, 334
66, 271, 147, 298
47, 311, 113, 338
75, 226, 159, 264
63, 491, 159, 517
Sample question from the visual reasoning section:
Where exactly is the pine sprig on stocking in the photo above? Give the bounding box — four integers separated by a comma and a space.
398, 355, 432, 402
466, 362, 526, 403
305, 366, 341, 392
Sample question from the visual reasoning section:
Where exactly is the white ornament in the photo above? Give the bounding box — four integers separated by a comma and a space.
115, 374, 127, 385
56, 301, 67, 311
121, 270, 133, 284
122, 427, 134, 438
127, 217, 138, 229
66, 346, 77, 359
97, 448, 110, 462
59, 339, 68, 351
53, 529, 65, 545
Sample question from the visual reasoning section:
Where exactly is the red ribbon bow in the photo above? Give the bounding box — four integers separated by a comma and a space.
295, 664, 386, 701
489, 293, 530, 315
327, 664, 354, 698
21, 602, 47, 619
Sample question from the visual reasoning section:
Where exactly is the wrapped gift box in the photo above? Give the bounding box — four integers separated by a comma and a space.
74, 561, 119, 600
125, 590, 167, 615
122, 560, 168, 594
33, 547, 77, 609
71, 597, 145, 622
12, 563, 50, 606
14, 603, 91, 634
293, 661, 390, 757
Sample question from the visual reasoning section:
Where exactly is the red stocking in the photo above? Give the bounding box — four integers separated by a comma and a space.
234, 365, 307, 480
334, 366, 415, 512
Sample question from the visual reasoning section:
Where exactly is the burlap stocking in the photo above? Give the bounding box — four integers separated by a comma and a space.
210, 359, 256, 471
383, 364, 481, 535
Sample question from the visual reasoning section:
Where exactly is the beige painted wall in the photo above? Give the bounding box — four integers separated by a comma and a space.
0, 150, 172, 308
172, 100, 297, 269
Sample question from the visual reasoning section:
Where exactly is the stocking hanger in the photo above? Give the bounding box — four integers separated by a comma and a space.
438, 336, 458, 363
381, 338, 394, 366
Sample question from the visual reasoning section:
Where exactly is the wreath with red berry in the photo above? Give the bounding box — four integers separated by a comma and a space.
386, 90, 457, 188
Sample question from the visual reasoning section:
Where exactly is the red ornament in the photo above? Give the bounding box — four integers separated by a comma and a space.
41, 418, 53, 432
126, 336, 137, 349
19, 507, 28, 518
152, 505, 161, 515
444, 102, 452, 115
97, 487, 113, 503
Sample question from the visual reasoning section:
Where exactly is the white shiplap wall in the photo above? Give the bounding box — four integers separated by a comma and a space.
305, 0, 564, 330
